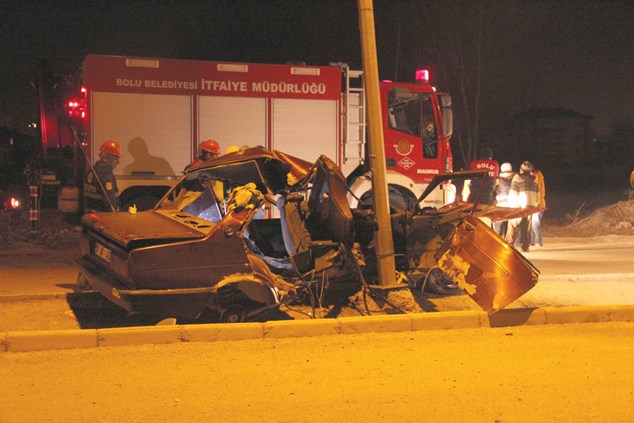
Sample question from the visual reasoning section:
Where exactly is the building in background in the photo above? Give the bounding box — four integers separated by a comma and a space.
511, 107, 593, 171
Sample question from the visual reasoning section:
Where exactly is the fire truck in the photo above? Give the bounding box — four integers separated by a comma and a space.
40, 54, 454, 211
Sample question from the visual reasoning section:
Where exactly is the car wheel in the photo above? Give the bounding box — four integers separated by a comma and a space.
220, 305, 247, 323
423, 268, 462, 296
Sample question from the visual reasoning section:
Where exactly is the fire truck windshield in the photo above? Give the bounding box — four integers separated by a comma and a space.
387, 89, 438, 158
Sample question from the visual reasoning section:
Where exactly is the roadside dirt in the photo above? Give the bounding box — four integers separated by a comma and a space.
545, 200, 634, 237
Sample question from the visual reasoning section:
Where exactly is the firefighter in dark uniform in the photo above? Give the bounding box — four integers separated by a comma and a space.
85, 140, 122, 212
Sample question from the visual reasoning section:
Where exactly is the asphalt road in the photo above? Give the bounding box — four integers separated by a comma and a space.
524, 235, 634, 277
2, 235, 633, 421
1, 322, 632, 422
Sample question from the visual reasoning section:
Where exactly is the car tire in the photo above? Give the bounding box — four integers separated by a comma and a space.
220, 305, 247, 323
423, 268, 462, 296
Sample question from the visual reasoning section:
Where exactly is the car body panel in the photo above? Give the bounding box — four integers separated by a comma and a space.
74, 254, 215, 316
81, 211, 206, 249
436, 215, 540, 314
127, 210, 252, 290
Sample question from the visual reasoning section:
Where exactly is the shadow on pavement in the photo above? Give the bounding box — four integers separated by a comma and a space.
487, 307, 541, 327
66, 292, 290, 328
65, 287, 469, 329
66, 293, 165, 329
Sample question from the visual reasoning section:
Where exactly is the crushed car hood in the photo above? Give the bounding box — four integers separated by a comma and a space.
81, 211, 205, 248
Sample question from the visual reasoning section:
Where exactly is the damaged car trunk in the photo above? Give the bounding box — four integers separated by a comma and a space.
75, 147, 539, 321
76, 147, 312, 321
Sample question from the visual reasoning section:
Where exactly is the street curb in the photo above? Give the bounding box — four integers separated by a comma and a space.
2, 305, 634, 353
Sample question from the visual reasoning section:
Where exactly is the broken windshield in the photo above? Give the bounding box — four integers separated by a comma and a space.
156, 172, 224, 224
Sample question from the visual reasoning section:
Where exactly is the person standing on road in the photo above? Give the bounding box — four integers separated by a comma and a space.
531, 165, 546, 249
462, 147, 500, 205
506, 160, 540, 252
84, 140, 122, 212
493, 162, 515, 237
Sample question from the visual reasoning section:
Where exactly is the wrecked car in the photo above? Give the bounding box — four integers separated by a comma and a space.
75, 147, 356, 322
75, 146, 539, 321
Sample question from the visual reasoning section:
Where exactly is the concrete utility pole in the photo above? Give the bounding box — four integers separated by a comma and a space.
357, 0, 397, 286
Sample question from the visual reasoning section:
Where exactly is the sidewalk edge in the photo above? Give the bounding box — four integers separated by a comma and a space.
2, 305, 634, 353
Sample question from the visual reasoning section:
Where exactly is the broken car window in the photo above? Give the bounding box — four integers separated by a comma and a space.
155, 171, 223, 224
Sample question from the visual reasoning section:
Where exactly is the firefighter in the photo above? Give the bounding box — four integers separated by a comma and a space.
85, 140, 122, 212
186, 139, 225, 203
185, 139, 220, 171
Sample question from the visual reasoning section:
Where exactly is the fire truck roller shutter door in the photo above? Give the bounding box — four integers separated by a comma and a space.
198, 96, 266, 149
272, 98, 337, 165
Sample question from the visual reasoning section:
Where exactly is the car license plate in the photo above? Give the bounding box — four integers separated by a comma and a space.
94, 243, 112, 263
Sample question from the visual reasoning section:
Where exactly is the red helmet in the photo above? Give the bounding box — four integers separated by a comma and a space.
200, 139, 220, 156
99, 140, 122, 158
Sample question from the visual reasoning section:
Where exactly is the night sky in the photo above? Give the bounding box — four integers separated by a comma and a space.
1, 0, 633, 136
